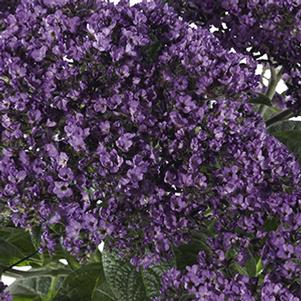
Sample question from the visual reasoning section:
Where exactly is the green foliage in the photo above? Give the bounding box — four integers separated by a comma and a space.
53, 264, 102, 301
9, 275, 57, 301
174, 233, 211, 270
0, 231, 169, 301
250, 94, 272, 106
268, 120, 301, 162
0, 227, 39, 268
102, 253, 147, 301
102, 252, 170, 301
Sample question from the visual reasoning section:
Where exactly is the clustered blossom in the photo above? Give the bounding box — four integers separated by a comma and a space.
0, 0, 258, 263
1, 0, 301, 300
153, 99, 301, 299
0, 282, 12, 301
156, 250, 301, 300
169, 0, 301, 110
155, 252, 255, 301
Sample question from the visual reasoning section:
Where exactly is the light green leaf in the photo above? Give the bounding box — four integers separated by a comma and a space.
256, 258, 263, 277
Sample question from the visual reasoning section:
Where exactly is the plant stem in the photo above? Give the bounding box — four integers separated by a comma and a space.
258, 66, 283, 116
47, 276, 60, 301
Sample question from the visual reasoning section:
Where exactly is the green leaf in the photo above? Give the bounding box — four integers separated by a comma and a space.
102, 252, 147, 301
256, 258, 263, 277
8, 276, 52, 301
174, 235, 210, 270
250, 94, 272, 106
92, 276, 116, 301
262, 106, 281, 121
0, 238, 24, 266
232, 262, 247, 276
53, 264, 101, 301
245, 256, 257, 277
0, 227, 39, 267
268, 120, 301, 162
263, 217, 279, 232
102, 252, 171, 301
141, 263, 170, 299
244, 254, 263, 278
0, 227, 36, 254
11, 297, 41, 301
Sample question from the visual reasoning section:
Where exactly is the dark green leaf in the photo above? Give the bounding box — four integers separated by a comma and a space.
102, 252, 147, 301
141, 263, 170, 299
174, 235, 210, 270
53, 264, 101, 301
232, 262, 247, 276
244, 254, 263, 278
0, 227, 36, 255
0, 227, 40, 269
245, 256, 257, 277
268, 120, 301, 162
0, 238, 24, 266
250, 94, 272, 106
263, 217, 280, 232
92, 276, 116, 301
10, 297, 41, 301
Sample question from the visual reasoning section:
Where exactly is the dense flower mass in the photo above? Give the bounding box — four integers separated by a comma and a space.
1, 0, 301, 299
152, 99, 301, 299
156, 248, 301, 300
0, 282, 12, 301
155, 252, 255, 301
169, 0, 301, 110
0, 0, 259, 264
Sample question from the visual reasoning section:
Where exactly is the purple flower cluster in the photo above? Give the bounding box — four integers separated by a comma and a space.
155, 252, 255, 301
169, 0, 301, 110
0, 0, 258, 263
156, 249, 301, 300
1, 0, 301, 299
0, 282, 12, 301
154, 99, 301, 299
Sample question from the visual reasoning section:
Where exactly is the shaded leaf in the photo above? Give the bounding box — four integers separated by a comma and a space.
244, 253, 263, 278
0, 227, 39, 268
142, 263, 170, 299
92, 276, 116, 301
263, 217, 279, 232
262, 106, 281, 121
268, 120, 301, 162
0, 238, 24, 266
174, 235, 210, 270
245, 256, 257, 277
53, 264, 101, 301
250, 94, 272, 106
102, 252, 147, 301
8, 276, 52, 301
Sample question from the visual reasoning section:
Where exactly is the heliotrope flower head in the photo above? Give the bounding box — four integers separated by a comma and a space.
168, 0, 301, 110
1, 1, 301, 299
0, 0, 260, 264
